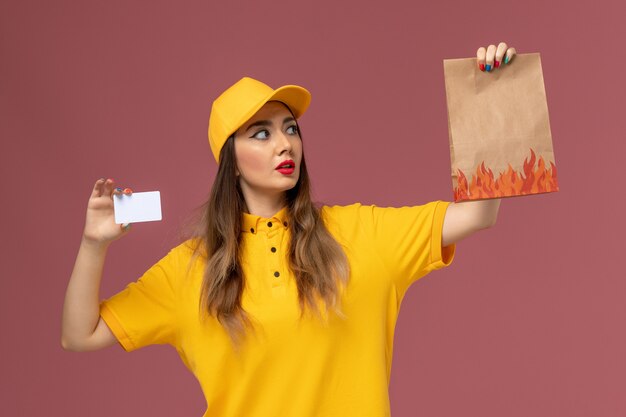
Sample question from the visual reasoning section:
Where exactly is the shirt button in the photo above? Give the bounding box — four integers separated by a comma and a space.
267, 221, 273, 227
283, 221, 288, 227
250, 227, 255, 233
271, 247, 277, 253
274, 271, 280, 277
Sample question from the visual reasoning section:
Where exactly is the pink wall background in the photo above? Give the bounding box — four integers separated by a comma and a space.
2, 0, 624, 415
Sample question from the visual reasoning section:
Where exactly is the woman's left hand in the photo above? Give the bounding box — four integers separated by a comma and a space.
476, 42, 516, 72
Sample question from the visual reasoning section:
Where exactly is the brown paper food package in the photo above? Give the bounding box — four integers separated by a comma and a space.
443, 52, 559, 202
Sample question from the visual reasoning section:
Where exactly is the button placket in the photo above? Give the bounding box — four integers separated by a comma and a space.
266, 224, 282, 287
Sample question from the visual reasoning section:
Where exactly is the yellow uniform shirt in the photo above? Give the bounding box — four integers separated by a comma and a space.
100, 201, 456, 417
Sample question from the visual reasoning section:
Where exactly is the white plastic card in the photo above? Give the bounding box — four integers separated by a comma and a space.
113, 191, 162, 224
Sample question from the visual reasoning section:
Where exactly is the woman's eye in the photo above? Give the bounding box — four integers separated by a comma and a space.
251, 130, 270, 140
286, 125, 299, 135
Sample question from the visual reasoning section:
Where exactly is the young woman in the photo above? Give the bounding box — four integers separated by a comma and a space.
62, 42, 516, 417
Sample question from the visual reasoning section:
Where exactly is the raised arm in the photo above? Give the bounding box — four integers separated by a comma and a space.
441, 198, 501, 247
61, 178, 131, 352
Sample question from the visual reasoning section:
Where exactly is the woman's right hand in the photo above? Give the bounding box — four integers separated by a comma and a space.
82, 178, 133, 244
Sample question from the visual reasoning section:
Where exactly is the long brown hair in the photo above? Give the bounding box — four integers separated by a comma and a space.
191, 112, 350, 345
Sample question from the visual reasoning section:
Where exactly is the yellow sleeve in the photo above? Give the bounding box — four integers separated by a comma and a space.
358, 201, 456, 294
99, 246, 183, 352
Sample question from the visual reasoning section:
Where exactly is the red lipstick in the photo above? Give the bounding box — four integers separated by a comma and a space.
276, 159, 295, 175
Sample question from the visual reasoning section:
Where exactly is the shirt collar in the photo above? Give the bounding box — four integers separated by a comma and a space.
242, 206, 289, 234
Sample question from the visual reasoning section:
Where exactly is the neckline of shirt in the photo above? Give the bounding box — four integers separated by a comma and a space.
242, 206, 289, 234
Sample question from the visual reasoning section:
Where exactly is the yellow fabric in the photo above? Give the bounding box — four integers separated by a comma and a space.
100, 201, 456, 417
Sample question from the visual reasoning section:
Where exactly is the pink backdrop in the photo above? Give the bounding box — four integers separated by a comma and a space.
2, 0, 625, 416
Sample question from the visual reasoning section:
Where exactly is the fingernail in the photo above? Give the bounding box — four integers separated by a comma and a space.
485, 64, 491, 71
479, 63, 485, 71
504, 56, 510, 64
494, 60, 500, 68
107, 178, 114, 182
123, 188, 132, 194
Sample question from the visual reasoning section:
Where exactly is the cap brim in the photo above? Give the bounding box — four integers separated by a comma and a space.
267, 85, 311, 119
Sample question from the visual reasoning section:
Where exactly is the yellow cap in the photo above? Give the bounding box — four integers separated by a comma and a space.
208, 77, 311, 162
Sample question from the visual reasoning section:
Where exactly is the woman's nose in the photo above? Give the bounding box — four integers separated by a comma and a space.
276, 131, 293, 153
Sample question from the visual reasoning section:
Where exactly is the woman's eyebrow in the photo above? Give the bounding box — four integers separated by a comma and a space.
245, 117, 296, 132
245, 120, 271, 132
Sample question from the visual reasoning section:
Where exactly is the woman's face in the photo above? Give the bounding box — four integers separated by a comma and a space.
234, 101, 303, 203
